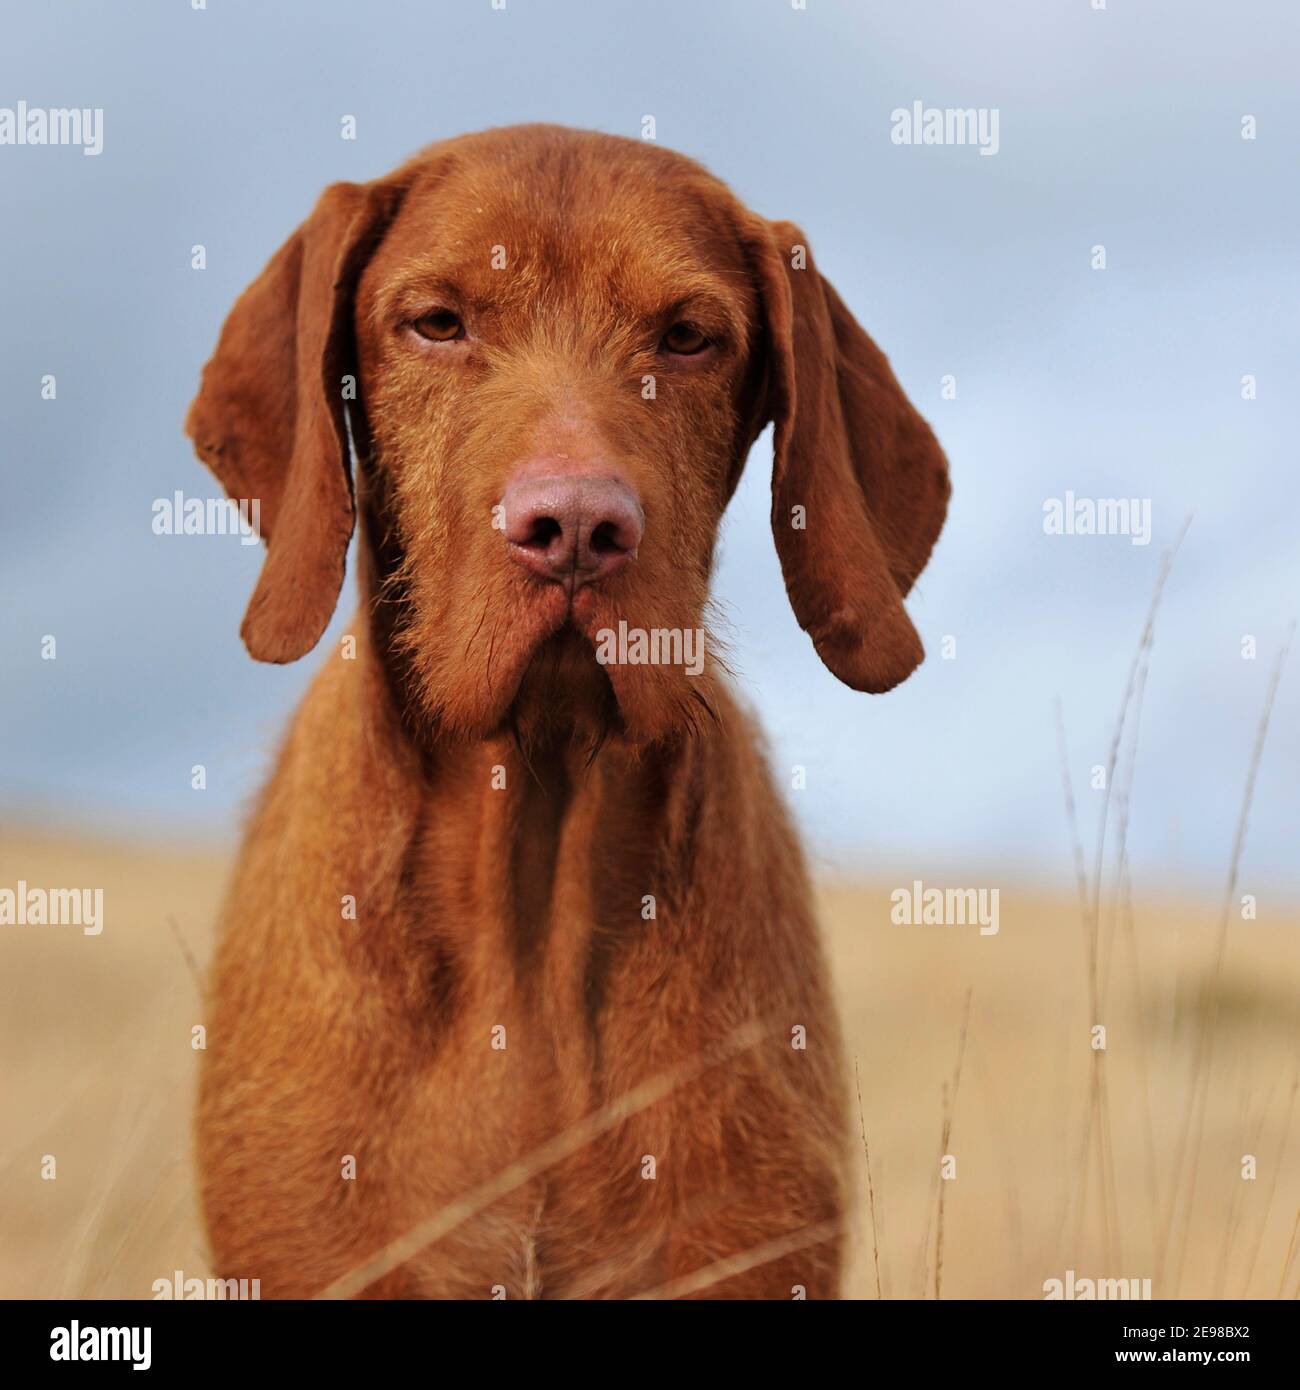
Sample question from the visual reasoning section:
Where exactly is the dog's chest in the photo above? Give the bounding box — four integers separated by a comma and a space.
387, 978, 670, 1298
380, 749, 703, 1295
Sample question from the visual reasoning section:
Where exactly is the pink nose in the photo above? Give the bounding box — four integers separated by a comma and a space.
501, 474, 644, 589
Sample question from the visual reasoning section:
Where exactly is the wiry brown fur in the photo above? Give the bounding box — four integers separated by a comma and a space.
187, 125, 948, 1299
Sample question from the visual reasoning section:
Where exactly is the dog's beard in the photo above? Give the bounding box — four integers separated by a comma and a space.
506, 617, 727, 752
369, 484, 722, 744
568, 585, 727, 745
507, 626, 621, 754
390, 559, 725, 746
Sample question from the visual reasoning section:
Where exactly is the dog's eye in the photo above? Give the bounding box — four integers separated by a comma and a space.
661, 322, 709, 355
412, 310, 464, 342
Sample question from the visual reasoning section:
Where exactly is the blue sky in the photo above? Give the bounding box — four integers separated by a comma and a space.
1, 0, 1296, 894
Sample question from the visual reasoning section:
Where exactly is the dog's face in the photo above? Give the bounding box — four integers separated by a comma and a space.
352, 130, 764, 740
188, 125, 949, 744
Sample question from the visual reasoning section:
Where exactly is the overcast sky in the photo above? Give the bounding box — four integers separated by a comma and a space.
2, 0, 1296, 896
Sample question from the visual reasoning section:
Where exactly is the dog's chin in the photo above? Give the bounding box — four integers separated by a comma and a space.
506, 626, 620, 748
408, 581, 721, 747
513, 585, 724, 746
505, 620, 722, 750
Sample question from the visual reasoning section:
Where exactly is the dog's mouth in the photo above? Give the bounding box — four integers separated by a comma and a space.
511, 582, 613, 680
409, 566, 716, 747
499, 580, 719, 747
509, 623, 618, 735
506, 574, 609, 655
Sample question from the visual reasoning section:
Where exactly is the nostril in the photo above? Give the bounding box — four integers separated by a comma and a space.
589, 520, 628, 556
521, 514, 563, 550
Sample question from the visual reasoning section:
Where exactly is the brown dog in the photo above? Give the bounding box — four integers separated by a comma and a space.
187, 124, 948, 1299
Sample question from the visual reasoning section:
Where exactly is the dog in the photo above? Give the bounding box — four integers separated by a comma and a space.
187, 123, 948, 1299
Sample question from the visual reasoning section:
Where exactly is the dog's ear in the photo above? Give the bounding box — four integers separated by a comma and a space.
186, 181, 402, 663
744, 218, 950, 693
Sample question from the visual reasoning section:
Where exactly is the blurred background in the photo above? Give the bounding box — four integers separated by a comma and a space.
2, 0, 1298, 886
1, 0, 1297, 1301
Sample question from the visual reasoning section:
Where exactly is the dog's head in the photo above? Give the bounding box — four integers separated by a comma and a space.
187, 125, 948, 743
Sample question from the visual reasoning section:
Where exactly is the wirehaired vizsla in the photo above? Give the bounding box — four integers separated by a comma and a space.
187, 124, 948, 1299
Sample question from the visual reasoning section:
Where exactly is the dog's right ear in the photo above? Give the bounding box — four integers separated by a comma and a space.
185, 181, 402, 663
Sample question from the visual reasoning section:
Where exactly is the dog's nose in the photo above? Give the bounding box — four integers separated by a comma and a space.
501, 474, 644, 588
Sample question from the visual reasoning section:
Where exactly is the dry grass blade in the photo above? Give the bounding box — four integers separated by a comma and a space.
1278, 1206, 1300, 1299
629, 1218, 844, 1301
928, 989, 973, 1301
1054, 698, 1089, 919
92, 1164, 189, 1298
854, 1055, 883, 1298
1065, 518, 1189, 1270
58, 1087, 167, 1298
1168, 621, 1295, 1292
1241, 1068, 1299, 1296
165, 914, 204, 995
316, 1018, 772, 1299
1111, 651, 1162, 1262
1215, 1076, 1274, 1298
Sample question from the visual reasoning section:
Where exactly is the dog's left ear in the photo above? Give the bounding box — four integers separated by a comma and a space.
186, 180, 403, 663
745, 217, 950, 693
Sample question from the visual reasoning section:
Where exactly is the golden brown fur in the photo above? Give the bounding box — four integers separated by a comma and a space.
186, 124, 948, 1298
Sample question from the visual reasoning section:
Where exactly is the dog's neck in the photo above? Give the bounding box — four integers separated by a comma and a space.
338, 599, 710, 972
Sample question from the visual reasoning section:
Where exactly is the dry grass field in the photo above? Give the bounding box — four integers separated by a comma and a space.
2, 824, 1298, 1300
